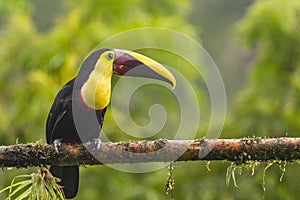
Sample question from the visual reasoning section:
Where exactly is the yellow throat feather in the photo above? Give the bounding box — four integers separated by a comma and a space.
80, 51, 115, 110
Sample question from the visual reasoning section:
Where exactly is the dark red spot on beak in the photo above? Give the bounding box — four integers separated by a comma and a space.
113, 63, 135, 75
113, 50, 144, 75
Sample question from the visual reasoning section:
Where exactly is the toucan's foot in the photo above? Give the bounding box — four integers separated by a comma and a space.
92, 138, 101, 150
53, 138, 62, 153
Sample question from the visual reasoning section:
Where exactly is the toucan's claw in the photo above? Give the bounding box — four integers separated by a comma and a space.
53, 138, 62, 153
92, 138, 102, 150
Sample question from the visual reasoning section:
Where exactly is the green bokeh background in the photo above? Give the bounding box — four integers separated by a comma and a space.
0, 0, 299, 199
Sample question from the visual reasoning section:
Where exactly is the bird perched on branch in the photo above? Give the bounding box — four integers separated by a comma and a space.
46, 48, 176, 199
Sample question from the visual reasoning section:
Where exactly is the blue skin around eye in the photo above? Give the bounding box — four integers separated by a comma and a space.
108, 53, 114, 60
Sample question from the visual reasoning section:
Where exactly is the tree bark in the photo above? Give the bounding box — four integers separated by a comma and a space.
0, 137, 299, 168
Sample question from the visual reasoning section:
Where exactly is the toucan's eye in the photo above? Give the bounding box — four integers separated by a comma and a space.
107, 53, 114, 60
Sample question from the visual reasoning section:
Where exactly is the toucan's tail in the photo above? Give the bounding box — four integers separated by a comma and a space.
50, 165, 79, 199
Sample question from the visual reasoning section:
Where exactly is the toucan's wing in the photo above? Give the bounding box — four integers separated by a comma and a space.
46, 78, 75, 143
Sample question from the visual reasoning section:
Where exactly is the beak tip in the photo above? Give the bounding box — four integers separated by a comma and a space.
171, 80, 176, 89
168, 73, 176, 89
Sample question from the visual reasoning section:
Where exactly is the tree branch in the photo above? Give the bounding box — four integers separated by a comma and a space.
0, 137, 299, 168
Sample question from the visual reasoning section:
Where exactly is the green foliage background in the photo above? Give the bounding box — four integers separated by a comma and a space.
0, 0, 299, 199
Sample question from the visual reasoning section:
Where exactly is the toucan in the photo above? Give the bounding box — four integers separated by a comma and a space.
46, 48, 176, 199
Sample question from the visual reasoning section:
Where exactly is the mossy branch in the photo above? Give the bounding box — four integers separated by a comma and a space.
0, 137, 299, 168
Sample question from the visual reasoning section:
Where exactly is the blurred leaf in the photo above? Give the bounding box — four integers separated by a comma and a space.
231, 0, 300, 136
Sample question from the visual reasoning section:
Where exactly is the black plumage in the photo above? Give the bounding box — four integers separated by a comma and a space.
46, 49, 108, 199
46, 48, 176, 198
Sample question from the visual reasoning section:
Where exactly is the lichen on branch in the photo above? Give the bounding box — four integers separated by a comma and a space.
0, 137, 299, 168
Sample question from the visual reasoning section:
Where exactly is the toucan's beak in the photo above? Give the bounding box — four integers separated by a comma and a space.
113, 49, 176, 88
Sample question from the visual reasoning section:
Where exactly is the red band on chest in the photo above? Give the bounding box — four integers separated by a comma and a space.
77, 91, 104, 113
